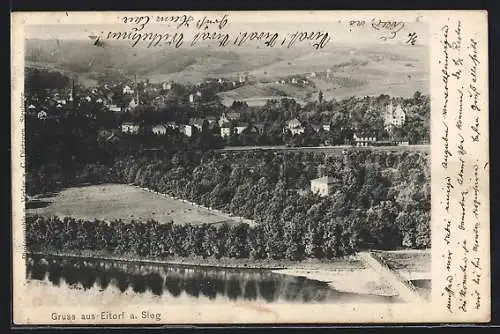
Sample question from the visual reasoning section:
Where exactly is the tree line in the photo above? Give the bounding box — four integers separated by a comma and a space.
26, 215, 358, 261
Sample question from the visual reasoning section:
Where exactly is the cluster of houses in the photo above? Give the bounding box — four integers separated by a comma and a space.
121, 112, 261, 138
25, 87, 76, 120
305, 69, 333, 81
274, 76, 312, 87
283, 118, 331, 136
349, 103, 408, 147
121, 114, 327, 138
123, 115, 335, 138
120, 103, 409, 146
26, 74, 255, 121
27, 75, 412, 147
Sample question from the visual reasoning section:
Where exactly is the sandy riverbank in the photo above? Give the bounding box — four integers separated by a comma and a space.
272, 266, 399, 297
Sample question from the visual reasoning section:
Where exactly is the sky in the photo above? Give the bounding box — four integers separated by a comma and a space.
24, 18, 429, 48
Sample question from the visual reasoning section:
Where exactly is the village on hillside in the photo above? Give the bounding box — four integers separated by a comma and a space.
24, 67, 430, 150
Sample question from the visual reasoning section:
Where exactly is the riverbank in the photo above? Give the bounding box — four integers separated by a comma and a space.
26, 249, 364, 271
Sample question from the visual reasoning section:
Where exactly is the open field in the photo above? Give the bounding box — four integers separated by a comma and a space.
26, 183, 245, 225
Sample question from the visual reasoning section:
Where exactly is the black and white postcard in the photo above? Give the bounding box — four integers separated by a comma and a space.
11, 10, 490, 324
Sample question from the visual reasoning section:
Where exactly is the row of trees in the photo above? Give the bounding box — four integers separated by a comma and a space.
26, 216, 358, 260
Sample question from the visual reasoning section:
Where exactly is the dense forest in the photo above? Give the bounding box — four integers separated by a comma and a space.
25, 68, 71, 92
27, 148, 431, 253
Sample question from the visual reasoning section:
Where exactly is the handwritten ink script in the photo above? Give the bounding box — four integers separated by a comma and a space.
438, 18, 486, 316
348, 18, 409, 42
99, 14, 332, 49
94, 15, 418, 49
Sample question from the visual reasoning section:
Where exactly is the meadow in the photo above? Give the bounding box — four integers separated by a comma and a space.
26, 183, 243, 225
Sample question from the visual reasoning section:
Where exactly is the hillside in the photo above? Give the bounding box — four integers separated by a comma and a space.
25, 39, 428, 101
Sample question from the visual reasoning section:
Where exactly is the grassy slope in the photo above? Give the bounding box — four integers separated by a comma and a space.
26, 183, 245, 225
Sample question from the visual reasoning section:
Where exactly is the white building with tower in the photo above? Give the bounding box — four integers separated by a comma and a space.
384, 103, 406, 130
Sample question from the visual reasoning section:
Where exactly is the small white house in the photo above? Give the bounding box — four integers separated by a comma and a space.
167, 122, 179, 130
235, 124, 248, 134
310, 176, 338, 197
121, 122, 140, 134
286, 118, 305, 135
183, 124, 193, 137
166, 122, 179, 130
128, 98, 139, 110
123, 85, 134, 94
107, 104, 121, 112
220, 125, 231, 138
37, 110, 48, 120
326, 68, 332, 79
152, 124, 168, 135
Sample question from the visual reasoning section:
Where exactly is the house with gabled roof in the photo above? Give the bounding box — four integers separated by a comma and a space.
285, 118, 305, 135
121, 122, 140, 134
152, 124, 168, 136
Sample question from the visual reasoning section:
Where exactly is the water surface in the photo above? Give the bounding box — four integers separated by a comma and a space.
25, 254, 403, 305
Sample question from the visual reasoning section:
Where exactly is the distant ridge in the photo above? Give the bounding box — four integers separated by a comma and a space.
25, 38, 429, 100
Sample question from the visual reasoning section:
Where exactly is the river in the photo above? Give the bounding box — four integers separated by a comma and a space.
25, 254, 404, 305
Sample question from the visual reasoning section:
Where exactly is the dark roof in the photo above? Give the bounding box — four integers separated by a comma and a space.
189, 118, 205, 126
